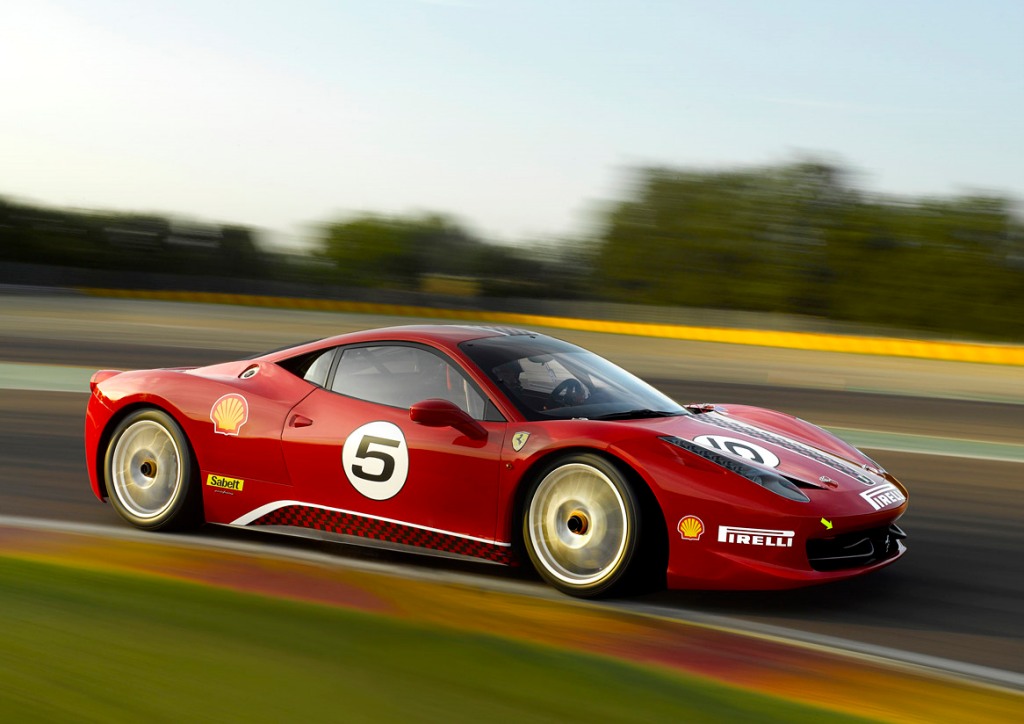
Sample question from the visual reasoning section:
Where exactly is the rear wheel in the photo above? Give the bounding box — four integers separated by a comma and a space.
104, 408, 200, 530
523, 453, 640, 598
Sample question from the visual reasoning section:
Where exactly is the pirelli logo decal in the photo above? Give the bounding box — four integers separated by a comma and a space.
718, 525, 795, 547
207, 474, 244, 492
860, 483, 906, 511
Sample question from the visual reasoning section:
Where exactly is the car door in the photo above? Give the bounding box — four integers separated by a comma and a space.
280, 343, 508, 546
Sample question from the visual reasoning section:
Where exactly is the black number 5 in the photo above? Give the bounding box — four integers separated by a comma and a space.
351, 435, 399, 482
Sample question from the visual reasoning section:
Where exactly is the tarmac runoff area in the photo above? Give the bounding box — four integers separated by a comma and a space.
0, 518, 1020, 724
2, 361, 1022, 464
9, 292, 1020, 472
77, 288, 1024, 367
2, 292, 1023, 407
2, 291, 1023, 719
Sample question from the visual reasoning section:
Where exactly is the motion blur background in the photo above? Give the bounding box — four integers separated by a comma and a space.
2, 3, 1023, 720
2, 0, 1022, 341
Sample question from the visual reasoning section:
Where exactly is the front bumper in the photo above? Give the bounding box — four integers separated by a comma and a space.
665, 517, 907, 590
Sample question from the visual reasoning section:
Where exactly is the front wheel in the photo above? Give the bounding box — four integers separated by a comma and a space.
104, 408, 201, 530
523, 453, 640, 598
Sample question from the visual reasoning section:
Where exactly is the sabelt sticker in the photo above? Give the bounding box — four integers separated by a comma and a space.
342, 421, 409, 500
211, 393, 249, 436
511, 432, 530, 452
718, 525, 795, 547
207, 474, 244, 492
693, 434, 781, 468
677, 515, 705, 541
860, 483, 906, 511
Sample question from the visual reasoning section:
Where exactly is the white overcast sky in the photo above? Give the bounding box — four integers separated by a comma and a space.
2, 0, 1022, 247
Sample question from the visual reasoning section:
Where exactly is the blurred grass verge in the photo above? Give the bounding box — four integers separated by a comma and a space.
0, 555, 872, 723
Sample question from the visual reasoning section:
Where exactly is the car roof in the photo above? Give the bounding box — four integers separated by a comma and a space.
258, 324, 539, 362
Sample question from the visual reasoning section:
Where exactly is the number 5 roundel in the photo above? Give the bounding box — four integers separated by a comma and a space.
342, 421, 409, 500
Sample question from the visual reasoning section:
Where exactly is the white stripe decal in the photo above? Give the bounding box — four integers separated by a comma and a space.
703, 413, 876, 482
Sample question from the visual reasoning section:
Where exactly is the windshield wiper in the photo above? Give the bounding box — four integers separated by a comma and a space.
593, 409, 683, 421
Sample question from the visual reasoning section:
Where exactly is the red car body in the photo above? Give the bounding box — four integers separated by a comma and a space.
85, 324, 908, 594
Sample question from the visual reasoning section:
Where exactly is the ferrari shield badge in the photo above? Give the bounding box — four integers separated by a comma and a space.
511, 431, 530, 452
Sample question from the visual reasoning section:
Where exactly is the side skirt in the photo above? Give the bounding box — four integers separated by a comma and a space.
229, 501, 517, 565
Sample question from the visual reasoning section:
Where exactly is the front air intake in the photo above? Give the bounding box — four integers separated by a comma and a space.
806, 524, 906, 572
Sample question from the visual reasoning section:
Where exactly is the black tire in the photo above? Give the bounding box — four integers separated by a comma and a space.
522, 453, 640, 598
104, 408, 202, 531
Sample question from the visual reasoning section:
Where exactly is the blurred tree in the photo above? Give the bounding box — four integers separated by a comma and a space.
220, 226, 266, 278
4, 162, 1022, 341
408, 213, 484, 279
593, 160, 1023, 338
595, 161, 856, 312
319, 214, 420, 288
0, 198, 273, 282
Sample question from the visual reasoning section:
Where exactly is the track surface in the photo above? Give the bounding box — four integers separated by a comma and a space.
1, 296, 1022, 677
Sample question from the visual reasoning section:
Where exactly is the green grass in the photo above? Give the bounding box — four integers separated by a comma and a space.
0, 556, 873, 723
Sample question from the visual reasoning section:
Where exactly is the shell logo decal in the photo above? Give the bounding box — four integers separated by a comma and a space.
211, 393, 249, 436
678, 515, 705, 541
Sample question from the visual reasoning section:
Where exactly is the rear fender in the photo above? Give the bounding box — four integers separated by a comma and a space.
87, 395, 193, 500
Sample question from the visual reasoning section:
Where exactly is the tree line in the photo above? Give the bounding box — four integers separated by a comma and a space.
594, 162, 1023, 339
0, 199, 266, 279
2, 158, 1021, 340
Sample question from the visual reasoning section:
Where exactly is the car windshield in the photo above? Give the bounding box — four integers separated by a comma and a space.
459, 334, 687, 421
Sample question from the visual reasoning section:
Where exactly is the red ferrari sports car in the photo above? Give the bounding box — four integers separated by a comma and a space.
85, 324, 908, 597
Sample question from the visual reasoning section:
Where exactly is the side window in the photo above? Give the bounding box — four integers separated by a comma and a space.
301, 349, 336, 388
330, 345, 488, 419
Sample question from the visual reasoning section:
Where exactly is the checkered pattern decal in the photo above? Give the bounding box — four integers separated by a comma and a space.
247, 504, 515, 564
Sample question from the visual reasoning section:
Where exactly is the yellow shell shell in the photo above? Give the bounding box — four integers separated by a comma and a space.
678, 515, 704, 540
212, 395, 247, 433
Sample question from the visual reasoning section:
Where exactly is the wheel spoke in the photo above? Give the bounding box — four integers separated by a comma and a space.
528, 462, 630, 587
110, 419, 183, 519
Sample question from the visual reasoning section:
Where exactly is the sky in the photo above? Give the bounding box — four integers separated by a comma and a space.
2, 0, 1022, 248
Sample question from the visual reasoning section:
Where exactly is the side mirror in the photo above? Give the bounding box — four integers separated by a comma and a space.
409, 399, 488, 441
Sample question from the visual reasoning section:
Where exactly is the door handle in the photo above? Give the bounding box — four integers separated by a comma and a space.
289, 414, 313, 428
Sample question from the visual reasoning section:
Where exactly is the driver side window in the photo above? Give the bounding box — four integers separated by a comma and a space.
330, 345, 487, 419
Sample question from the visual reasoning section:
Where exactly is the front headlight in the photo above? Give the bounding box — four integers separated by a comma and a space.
660, 435, 810, 503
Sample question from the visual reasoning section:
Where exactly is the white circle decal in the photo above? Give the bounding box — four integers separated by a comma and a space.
693, 435, 780, 468
342, 421, 409, 500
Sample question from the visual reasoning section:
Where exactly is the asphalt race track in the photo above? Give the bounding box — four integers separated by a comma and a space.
1, 294, 1022, 681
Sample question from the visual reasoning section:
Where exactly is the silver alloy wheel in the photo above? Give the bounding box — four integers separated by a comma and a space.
527, 462, 629, 587
109, 419, 183, 519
